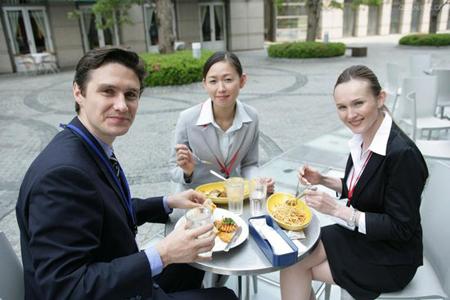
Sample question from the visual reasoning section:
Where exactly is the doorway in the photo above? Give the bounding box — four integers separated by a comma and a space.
199, 2, 226, 50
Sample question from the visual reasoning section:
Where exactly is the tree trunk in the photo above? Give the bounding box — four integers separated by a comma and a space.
265, 0, 276, 42
155, 0, 174, 53
428, 0, 450, 33
306, 0, 322, 41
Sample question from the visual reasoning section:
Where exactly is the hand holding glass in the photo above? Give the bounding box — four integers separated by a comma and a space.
185, 206, 214, 257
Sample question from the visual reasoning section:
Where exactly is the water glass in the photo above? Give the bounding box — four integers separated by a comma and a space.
225, 177, 245, 215
250, 178, 267, 216
185, 206, 213, 257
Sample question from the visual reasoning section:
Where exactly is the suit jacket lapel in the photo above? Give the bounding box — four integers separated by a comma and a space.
351, 153, 384, 205
351, 124, 399, 205
199, 124, 225, 163
68, 118, 131, 219
226, 123, 249, 165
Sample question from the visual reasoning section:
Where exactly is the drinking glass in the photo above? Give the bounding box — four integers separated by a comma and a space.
225, 177, 245, 215
249, 178, 267, 216
185, 206, 214, 257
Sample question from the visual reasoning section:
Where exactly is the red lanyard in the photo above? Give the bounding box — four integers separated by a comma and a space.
216, 150, 239, 178
347, 151, 372, 205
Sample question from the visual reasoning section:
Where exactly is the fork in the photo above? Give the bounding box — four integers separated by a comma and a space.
191, 152, 213, 165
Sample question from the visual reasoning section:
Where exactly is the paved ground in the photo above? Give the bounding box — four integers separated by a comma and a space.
1, 34, 449, 261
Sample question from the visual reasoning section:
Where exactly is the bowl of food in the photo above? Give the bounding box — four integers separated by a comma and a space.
266, 192, 312, 231
195, 179, 250, 204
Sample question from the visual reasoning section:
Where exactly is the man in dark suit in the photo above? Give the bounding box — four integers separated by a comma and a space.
16, 48, 237, 300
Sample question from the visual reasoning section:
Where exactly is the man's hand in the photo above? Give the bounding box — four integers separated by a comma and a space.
155, 221, 215, 267
167, 189, 206, 209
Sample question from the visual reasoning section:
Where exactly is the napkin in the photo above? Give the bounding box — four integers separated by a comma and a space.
250, 219, 294, 255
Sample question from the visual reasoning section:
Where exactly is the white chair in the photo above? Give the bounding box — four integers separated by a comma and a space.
385, 63, 403, 114
395, 76, 450, 139
324, 160, 450, 300
0, 232, 24, 300
406, 92, 450, 160
431, 69, 450, 119
409, 54, 432, 76
41, 53, 59, 74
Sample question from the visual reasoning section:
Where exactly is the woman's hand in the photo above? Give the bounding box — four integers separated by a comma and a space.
175, 144, 195, 177
298, 165, 322, 185
263, 177, 275, 194
304, 189, 338, 216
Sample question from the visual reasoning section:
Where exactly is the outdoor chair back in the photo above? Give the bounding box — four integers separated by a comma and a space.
409, 54, 432, 77
0, 231, 24, 300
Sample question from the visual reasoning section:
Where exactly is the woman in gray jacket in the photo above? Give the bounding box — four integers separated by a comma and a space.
169, 51, 274, 193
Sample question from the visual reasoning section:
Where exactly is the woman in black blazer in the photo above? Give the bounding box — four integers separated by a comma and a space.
280, 65, 428, 300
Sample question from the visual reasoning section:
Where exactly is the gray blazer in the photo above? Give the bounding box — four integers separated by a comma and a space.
169, 99, 259, 191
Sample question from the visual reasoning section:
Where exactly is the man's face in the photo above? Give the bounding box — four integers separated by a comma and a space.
73, 63, 140, 145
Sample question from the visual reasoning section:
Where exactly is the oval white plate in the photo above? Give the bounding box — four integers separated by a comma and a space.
175, 208, 249, 252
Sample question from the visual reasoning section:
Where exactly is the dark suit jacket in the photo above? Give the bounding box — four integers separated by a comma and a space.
16, 117, 169, 299
340, 122, 428, 266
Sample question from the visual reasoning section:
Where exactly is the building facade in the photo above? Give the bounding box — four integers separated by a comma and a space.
271, 0, 450, 42
0, 0, 265, 74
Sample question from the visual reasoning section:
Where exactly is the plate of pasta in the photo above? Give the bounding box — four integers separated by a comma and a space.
195, 180, 250, 204
266, 192, 313, 231
175, 208, 249, 252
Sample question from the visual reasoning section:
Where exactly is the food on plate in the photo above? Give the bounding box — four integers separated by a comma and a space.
271, 203, 307, 226
214, 217, 238, 243
203, 198, 217, 213
205, 188, 227, 198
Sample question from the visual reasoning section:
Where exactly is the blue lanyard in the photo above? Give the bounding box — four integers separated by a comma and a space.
62, 124, 137, 231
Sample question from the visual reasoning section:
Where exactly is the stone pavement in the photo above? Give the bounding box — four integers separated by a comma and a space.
1, 34, 449, 259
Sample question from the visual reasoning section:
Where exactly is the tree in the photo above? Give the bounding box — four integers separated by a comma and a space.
429, 0, 449, 33
155, 0, 175, 53
306, 0, 322, 41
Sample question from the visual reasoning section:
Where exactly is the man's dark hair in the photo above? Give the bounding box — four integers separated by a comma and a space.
73, 47, 146, 113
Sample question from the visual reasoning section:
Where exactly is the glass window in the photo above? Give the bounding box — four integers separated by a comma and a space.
201, 6, 211, 42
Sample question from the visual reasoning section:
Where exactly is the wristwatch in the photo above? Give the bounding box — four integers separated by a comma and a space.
347, 207, 357, 227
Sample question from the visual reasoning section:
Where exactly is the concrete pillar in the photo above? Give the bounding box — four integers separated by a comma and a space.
379, 1, 392, 35
321, 5, 344, 39
229, 0, 264, 51
121, 5, 147, 53
400, 0, 413, 34
354, 5, 369, 36
47, 4, 84, 68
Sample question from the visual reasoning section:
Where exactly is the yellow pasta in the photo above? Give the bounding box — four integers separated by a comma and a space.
272, 203, 307, 226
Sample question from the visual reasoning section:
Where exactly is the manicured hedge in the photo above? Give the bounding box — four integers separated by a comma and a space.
140, 50, 213, 87
268, 42, 346, 59
399, 33, 450, 46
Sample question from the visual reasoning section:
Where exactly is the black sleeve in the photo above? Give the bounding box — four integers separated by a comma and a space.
365, 147, 427, 241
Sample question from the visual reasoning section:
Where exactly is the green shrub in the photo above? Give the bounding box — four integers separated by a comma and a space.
140, 50, 213, 87
399, 33, 450, 46
267, 42, 346, 59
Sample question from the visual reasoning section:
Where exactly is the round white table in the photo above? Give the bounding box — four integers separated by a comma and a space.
165, 202, 321, 299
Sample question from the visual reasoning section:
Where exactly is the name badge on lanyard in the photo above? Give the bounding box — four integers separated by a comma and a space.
61, 123, 137, 235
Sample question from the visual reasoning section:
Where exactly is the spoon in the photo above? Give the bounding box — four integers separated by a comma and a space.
210, 170, 227, 181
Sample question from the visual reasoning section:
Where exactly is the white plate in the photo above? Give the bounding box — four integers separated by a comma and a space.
175, 208, 249, 252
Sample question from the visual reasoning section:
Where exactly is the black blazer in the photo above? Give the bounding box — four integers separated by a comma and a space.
340, 122, 428, 266
16, 117, 169, 299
